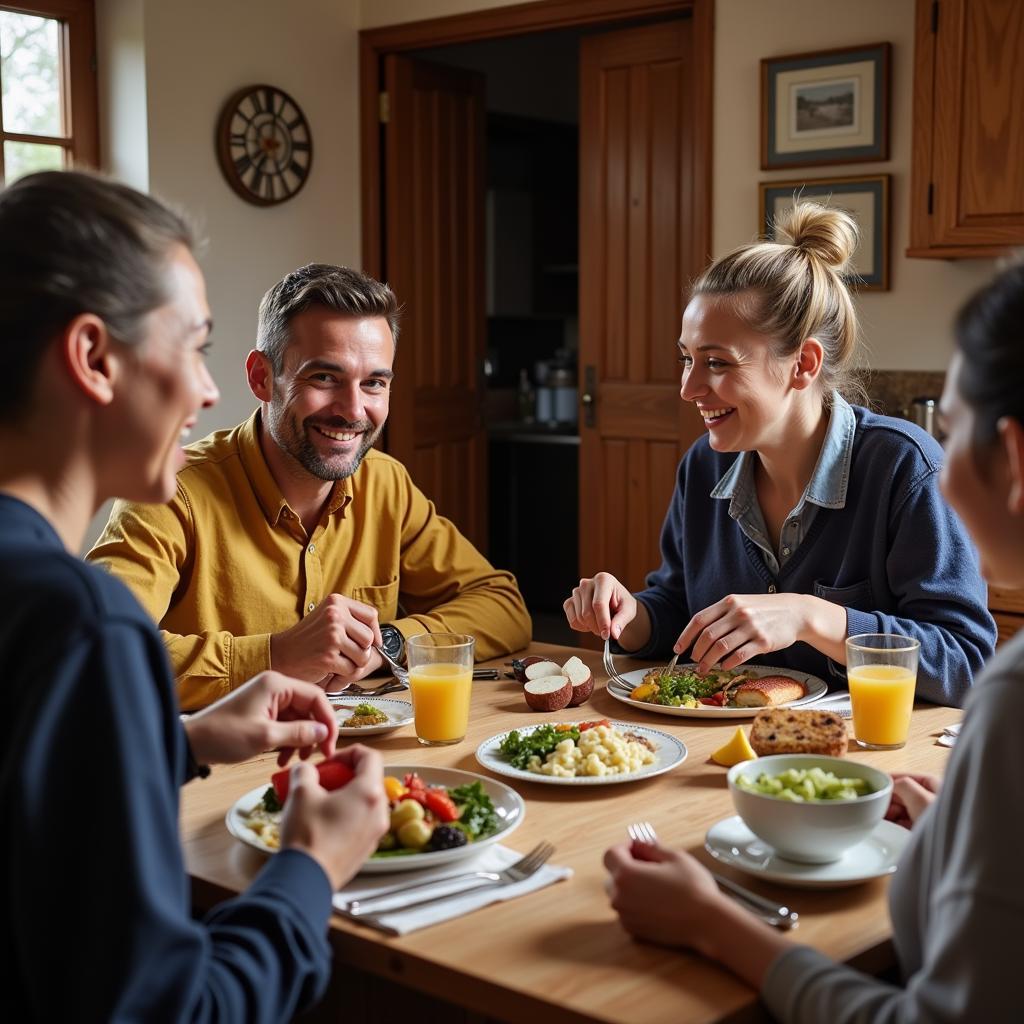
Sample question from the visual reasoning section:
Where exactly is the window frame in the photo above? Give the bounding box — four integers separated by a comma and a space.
0, 0, 98, 182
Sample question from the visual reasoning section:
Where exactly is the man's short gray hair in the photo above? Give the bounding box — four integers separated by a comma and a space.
256, 263, 401, 374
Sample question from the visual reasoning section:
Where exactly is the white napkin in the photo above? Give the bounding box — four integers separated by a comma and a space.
332, 844, 572, 935
937, 721, 962, 748
813, 689, 852, 716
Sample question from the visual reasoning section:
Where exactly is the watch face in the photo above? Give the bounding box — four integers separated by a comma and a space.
216, 85, 312, 206
380, 625, 405, 662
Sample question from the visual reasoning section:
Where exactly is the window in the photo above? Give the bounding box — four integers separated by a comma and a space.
0, 1, 97, 185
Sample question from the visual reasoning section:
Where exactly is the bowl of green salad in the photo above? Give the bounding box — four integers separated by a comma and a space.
727, 755, 892, 864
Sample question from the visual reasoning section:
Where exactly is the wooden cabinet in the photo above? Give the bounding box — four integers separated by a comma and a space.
989, 586, 1024, 645
909, 0, 1024, 258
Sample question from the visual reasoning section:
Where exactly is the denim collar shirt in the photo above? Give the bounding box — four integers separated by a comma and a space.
710, 392, 856, 575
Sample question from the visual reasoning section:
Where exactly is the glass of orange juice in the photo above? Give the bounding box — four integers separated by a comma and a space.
406, 633, 475, 746
845, 633, 920, 750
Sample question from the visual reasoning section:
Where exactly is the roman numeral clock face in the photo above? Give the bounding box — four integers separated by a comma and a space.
216, 85, 312, 205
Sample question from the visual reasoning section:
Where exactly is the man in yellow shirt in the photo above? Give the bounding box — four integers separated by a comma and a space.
88, 264, 531, 710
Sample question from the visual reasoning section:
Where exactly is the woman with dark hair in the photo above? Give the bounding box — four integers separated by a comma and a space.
564, 202, 995, 706
0, 171, 388, 1021
603, 261, 1024, 1021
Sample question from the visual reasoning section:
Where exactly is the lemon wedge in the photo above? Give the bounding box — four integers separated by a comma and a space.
710, 726, 757, 767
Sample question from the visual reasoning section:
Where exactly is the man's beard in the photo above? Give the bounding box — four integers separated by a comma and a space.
267, 407, 382, 481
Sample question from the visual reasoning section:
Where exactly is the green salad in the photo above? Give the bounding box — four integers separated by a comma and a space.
655, 670, 730, 706
736, 766, 874, 802
499, 724, 581, 769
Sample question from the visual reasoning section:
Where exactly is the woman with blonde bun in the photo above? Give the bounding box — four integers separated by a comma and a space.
564, 202, 994, 706
602, 260, 1024, 1023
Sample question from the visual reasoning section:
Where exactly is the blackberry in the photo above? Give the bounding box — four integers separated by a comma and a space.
428, 825, 468, 851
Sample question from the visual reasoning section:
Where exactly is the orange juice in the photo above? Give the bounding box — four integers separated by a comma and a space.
408, 663, 473, 744
848, 664, 916, 748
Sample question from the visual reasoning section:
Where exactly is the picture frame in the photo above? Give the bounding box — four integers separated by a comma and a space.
761, 43, 890, 170
759, 175, 890, 291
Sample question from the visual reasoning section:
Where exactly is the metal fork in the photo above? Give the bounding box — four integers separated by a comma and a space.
626, 822, 798, 930
338, 840, 556, 917
373, 642, 410, 684
603, 637, 633, 691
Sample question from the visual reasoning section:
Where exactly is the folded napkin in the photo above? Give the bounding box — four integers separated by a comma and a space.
813, 689, 852, 717
332, 844, 572, 936
937, 722, 962, 748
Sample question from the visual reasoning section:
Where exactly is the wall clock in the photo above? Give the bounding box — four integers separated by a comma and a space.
216, 84, 312, 206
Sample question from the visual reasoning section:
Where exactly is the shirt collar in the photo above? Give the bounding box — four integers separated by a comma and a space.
710, 391, 855, 512
237, 410, 352, 526
803, 392, 855, 509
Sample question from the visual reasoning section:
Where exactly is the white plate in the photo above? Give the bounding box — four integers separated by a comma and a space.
704, 815, 910, 889
329, 696, 414, 736
475, 721, 687, 786
226, 764, 525, 874
606, 664, 829, 719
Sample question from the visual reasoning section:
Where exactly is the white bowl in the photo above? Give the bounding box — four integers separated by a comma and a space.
727, 755, 893, 864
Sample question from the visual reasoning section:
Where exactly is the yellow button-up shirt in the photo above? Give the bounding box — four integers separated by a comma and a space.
88, 412, 531, 710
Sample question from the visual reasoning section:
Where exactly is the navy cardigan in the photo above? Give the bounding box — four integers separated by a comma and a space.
631, 407, 996, 707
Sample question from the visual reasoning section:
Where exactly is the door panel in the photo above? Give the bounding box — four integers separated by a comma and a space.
579, 19, 706, 591
383, 55, 487, 550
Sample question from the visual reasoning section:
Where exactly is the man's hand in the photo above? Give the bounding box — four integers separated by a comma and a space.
281, 745, 390, 891
183, 671, 339, 767
564, 572, 648, 649
885, 773, 940, 829
270, 593, 383, 685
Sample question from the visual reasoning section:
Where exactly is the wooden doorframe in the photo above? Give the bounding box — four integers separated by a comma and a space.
359, 0, 713, 278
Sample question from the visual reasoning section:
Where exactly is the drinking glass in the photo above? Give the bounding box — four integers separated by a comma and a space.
845, 634, 920, 750
406, 633, 475, 746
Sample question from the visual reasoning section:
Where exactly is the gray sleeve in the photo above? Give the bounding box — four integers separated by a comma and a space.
762, 653, 1024, 1024
764, 890, 1024, 1023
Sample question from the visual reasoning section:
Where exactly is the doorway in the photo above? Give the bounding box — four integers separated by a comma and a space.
360, 0, 712, 644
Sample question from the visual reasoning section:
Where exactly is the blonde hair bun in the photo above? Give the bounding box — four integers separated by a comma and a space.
774, 201, 859, 273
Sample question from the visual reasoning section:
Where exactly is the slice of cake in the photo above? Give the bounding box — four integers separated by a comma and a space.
749, 708, 848, 757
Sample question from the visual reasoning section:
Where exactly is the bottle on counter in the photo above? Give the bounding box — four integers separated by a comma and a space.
518, 368, 535, 423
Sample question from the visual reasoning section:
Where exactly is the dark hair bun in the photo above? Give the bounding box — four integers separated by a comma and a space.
775, 201, 858, 272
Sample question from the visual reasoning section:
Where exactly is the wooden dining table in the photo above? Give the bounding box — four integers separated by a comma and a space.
179, 643, 960, 1024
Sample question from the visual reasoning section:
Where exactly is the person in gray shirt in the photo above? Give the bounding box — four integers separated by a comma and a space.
602, 260, 1024, 1023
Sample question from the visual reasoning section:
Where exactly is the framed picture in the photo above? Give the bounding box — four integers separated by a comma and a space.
759, 175, 890, 291
761, 43, 890, 169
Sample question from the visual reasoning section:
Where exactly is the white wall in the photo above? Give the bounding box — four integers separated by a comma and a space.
97, 0, 363, 445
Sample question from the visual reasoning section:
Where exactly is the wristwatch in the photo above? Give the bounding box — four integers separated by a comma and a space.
379, 623, 406, 667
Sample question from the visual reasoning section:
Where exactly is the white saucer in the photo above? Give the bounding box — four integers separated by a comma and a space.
705, 815, 910, 889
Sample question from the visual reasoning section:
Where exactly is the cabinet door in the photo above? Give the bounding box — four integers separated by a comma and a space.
578, 18, 708, 592
382, 55, 488, 552
911, 0, 1024, 254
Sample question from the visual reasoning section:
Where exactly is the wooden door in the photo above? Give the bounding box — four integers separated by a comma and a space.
382, 55, 488, 550
578, 19, 708, 590
909, 0, 1024, 254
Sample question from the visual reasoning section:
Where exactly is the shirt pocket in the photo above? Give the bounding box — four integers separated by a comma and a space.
813, 579, 875, 680
350, 578, 400, 621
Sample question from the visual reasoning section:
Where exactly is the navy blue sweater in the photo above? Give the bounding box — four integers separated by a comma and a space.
0, 497, 332, 1022
633, 408, 996, 707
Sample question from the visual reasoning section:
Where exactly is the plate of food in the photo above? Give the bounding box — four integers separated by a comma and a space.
475, 718, 687, 786
606, 663, 828, 719
227, 763, 525, 873
329, 697, 414, 736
